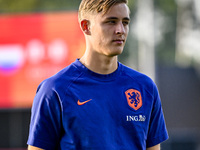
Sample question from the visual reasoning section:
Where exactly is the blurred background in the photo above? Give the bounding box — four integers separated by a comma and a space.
0, 0, 200, 149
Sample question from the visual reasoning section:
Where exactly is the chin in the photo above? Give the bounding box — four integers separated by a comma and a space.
107, 49, 123, 57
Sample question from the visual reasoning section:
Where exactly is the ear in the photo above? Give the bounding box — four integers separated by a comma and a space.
80, 19, 91, 35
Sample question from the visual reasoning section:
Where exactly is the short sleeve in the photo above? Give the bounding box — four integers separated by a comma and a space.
27, 80, 63, 150
146, 83, 169, 148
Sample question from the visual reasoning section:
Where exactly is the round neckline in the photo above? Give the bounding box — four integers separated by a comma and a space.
73, 59, 122, 81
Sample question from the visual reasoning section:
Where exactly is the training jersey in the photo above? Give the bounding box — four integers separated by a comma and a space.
27, 59, 168, 150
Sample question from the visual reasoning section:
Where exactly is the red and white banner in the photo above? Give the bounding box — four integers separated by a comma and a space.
0, 12, 85, 108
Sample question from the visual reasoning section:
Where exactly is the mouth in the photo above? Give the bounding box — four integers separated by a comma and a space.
112, 39, 125, 44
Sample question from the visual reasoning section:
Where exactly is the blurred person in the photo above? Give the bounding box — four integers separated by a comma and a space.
27, 0, 168, 149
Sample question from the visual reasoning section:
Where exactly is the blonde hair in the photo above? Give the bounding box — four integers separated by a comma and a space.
78, 0, 128, 22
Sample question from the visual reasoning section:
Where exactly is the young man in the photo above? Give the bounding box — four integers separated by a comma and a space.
27, 0, 168, 149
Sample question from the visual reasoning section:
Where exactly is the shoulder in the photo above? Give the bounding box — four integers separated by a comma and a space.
120, 63, 155, 86
36, 62, 82, 96
119, 63, 159, 98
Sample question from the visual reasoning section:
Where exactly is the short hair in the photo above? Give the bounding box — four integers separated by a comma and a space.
78, 0, 128, 22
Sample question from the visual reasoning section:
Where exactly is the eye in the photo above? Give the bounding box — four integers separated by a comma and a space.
107, 20, 116, 24
123, 21, 129, 26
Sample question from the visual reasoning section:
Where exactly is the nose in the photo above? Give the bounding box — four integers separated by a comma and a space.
115, 22, 125, 35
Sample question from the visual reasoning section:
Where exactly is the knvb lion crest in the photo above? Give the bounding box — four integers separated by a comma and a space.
125, 89, 142, 111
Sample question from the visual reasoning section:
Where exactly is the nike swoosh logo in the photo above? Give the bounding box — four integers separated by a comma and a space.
77, 99, 92, 105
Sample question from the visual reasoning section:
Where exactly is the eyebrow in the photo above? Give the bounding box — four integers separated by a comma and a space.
105, 17, 130, 21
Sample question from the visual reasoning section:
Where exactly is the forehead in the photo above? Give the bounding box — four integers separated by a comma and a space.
101, 3, 130, 19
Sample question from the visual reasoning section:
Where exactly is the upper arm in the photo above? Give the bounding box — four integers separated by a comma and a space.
146, 82, 168, 147
28, 145, 44, 150
147, 144, 160, 150
27, 81, 63, 149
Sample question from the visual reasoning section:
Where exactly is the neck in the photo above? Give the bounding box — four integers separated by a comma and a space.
80, 51, 118, 75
